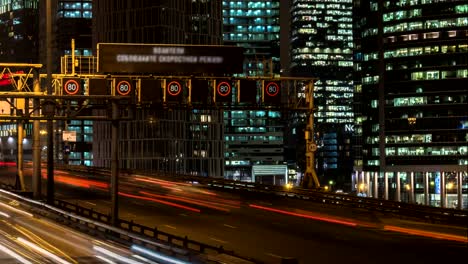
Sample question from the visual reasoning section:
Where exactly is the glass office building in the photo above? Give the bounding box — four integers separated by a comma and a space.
222, 1, 286, 184
0, 0, 38, 63
289, 0, 354, 188
355, 0, 467, 208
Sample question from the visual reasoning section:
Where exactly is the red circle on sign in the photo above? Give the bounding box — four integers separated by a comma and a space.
216, 81, 231, 97
167, 81, 182, 96
116, 80, 132, 96
63, 79, 80, 95
265, 82, 280, 97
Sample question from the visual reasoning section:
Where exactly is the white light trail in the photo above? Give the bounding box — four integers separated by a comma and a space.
16, 237, 72, 264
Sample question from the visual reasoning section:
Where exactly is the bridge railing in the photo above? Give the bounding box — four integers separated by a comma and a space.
0, 185, 260, 264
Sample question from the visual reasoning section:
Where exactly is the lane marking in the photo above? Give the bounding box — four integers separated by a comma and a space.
164, 225, 177, 230
223, 224, 237, 229
266, 252, 284, 259
209, 237, 228, 244
85, 202, 96, 206
179, 213, 188, 217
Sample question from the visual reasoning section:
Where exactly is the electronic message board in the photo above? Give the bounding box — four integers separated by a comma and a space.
97, 43, 244, 74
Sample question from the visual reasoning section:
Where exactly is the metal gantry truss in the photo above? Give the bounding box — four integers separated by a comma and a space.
1, 63, 321, 224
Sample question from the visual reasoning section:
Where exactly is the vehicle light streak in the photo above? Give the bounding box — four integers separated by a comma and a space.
0, 243, 33, 264
95, 255, 117, 264
0, 211, 10, 218
139, 191, 230, 212
0, 202, 33, 217
54, 175, 108, 189
93, 246, 143, 264
131, 245, 190, 264
249, 204, 358, 227
133, 254, 159, 264
384, 225, 468, 243
119, 192, 201, 213
17, 237, 72, 264
134, 176, 192, 187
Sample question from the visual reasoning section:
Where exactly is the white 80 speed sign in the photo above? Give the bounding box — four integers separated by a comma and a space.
116, 81, 131, 96
217, 81, 231, 96
167, 81, 182, 96
265, 82, 279, 97
64, 80, 80, 95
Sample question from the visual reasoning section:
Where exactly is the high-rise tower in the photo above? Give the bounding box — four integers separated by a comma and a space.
289, 0, 355, 188
355, 0, 467, 207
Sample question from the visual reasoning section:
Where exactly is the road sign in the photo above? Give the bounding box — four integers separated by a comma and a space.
167, 81, 182, 96
238, 80, 257, 103
63, 130, 77, 142
215, 80, 232, 103
63, 78, 81, 95
97, 43, 245, 74
115, 80, 132, 96
263, 81, 281, 103
140, 79, 162, 103
165, 80, 184, 102
190, 79, 209, 104
308, 143, 317, 152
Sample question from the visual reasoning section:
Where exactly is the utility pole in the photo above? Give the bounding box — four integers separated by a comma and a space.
32, 69, 42, 199
46, 0, 55, 204
110, 100, 120, 226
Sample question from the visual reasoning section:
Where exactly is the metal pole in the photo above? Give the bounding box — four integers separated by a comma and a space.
46, 0, 54, 205
17, 119, 25, 191
440, 171, 446, 208
457, 172, 463, 210
32, 70, 42, 199
409, 172, 414, 204
373, 171, 378, 198
71, 38, 75, 75
303, 80, 319, 188
366, 171, 371, 197
384, 172, 389, 200
424, 172, 430, 206
395, 171, 401, 202
110, 100, 120, 226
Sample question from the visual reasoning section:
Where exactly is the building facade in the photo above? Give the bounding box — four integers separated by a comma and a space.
289, 0, 355, 189
355, 0, 468, 209
91, 0, 225, 177
0, 0, 38, 63
222, 1, 286, 184
93, 0, 222, 47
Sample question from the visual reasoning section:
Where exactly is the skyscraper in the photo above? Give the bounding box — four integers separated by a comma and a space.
289, 0, 355, 188
0, 0, 38, 63
222, 1, 286, 184
91, 1, 225, 177
93, 0, 222, 46
355, 0, 467, 207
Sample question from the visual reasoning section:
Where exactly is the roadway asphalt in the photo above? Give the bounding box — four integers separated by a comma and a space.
0, 189, 155, 263
0, 166, 467, 264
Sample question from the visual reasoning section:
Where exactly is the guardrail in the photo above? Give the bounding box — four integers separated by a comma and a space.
56, 164, 468, 227
0, 184, 260, 264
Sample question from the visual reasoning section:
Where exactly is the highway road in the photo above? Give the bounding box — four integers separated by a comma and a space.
0, 187, 166, 264
1, 164, 467, 264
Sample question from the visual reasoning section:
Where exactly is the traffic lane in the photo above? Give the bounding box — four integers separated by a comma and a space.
3, 168, 467, 242
58, 190, 468, 264
0, 194, 158, 264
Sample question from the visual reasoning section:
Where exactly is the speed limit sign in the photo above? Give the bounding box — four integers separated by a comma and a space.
167, 81, 182, 96
63, 79, 81, 95
116, 80, 132, 96
265, 82, 280, 97
216, 81, 231, 97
